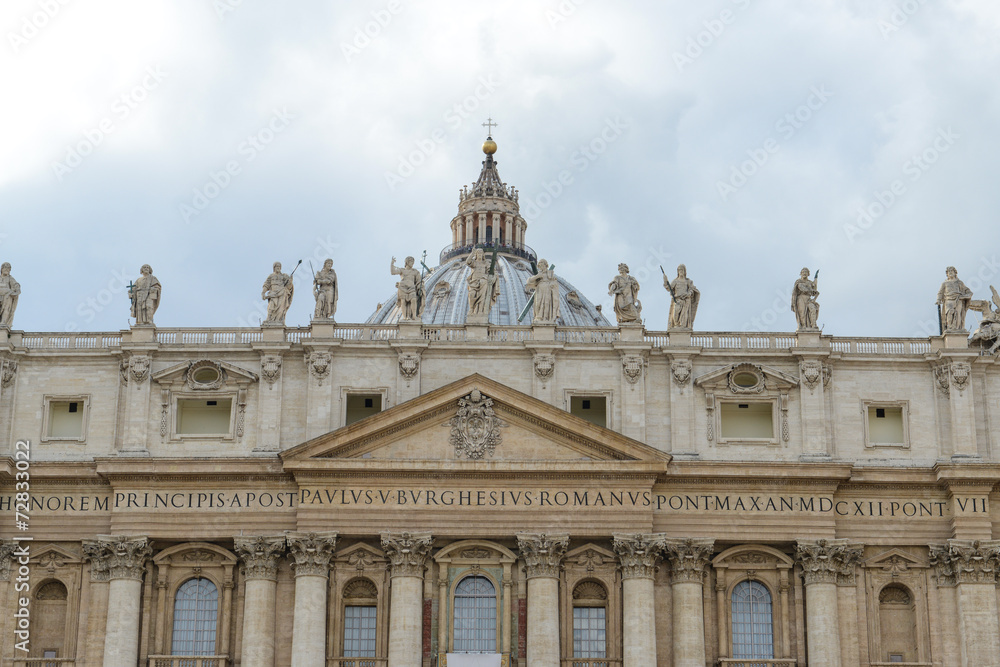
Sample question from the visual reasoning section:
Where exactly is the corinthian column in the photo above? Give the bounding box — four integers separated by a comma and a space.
517, 533, 569, 667
81, 535, 151, 667
381, 532, 433, 667
930, 540, 1000, 666
235, 535, 286, 667
663, 538, 714, 667
287, 532, 338, 667
795, 539, 862, 667
613, 534, 666, 667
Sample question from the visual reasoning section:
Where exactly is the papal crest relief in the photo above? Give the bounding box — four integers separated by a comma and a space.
447, 388, 506, 459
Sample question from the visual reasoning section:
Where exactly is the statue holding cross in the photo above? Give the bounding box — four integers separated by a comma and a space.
129, 264, 161, 326
466, 247, 499, 323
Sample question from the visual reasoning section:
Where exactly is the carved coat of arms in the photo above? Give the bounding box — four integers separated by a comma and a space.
448, 389, 506, 459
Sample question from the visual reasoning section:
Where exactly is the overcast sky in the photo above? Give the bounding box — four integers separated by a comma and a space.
2, 0, 998, 337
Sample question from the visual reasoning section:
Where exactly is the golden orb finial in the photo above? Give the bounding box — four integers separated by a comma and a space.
482, 137, 497, 155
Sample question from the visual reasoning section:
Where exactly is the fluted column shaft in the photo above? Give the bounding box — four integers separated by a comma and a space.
517, 533, 568, 667
288, 532, 338, 667
931, 540, 1000, 666
82, 535, 151, 667
382, 532, 433, 667
613, 534, 665, 667
795, 539, 862, 667
663, 538, 714, 667
235, 535, 286, 667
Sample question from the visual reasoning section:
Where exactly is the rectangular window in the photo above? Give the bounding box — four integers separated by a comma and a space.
889, 656, 904, 663
43, 396, 90, 442
572, 607, 606, 658
720, 402, 774, 440
570, 396, 607, 427
176, 398, 232, 435
866, 404, 906, 446
344, 605, 377, 657
346, 394, 383, 425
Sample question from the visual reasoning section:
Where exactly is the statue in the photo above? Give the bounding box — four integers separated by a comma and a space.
969, 286, 1000, 355
664, 264, 699, 330
937, 266, 973, 333
791, 268, 820, 331
465, 248, 499, 319
261, 261, 294, 325
525, 259, 560, 324
608, 263, 641, 324
129, 264, 160, 326
391, 256, 425, 321
313, 259, 338, 320
0, 263, 20, 328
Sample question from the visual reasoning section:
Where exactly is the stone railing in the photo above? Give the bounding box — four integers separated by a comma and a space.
439, 240, 537, 265
147, 657, 228, 667
562, 660, 622, 667
868, 663, 933, 667
12, 660, 77, 667
326, 659, 387, 667
717, 660, 798, 667
7, 327, 946, 356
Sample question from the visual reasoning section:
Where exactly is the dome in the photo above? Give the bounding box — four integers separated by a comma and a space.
366, 255, 610, 327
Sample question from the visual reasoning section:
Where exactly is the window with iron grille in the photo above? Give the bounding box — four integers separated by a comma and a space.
171, 578, 218, 656
572, 606, 607, 658
453, 575, 497, 653
344, 605, 377, 657
731, 580, 774, 660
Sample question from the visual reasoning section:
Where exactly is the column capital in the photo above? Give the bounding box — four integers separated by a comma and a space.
930, 539, 1000, 587
612, 533, 666, 579
0, 539, 17, 581
516, 532, 569, 579
380, 532, 433, 578
795, 538, 862, 586
663, 538, 714, 584
81, 535, 151, 581
286, 531, 338, 577
234, 535, 286, 581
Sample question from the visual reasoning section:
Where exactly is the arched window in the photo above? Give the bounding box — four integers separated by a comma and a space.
879, 584, 917, 662
34, 580, 68, 658
486, 225, 493, 242
171, 578, 218, 656
453, 575, 497, 653
343, 578, 378, 658
572, 580, 608, 658
731, 580, 774, 660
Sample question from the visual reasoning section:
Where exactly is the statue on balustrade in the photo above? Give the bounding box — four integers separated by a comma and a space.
970, 285, 1000, 355
129, 264, 160, 326
664, 264, 699, 330
608, 263, 641, 324
937, 266, 973, 333
262, 261, 294, 325
313, 258, 338, 321
526, 259, 560, 324
466, 248, 499, 319
0, 263, 20, 328
791, 268, 820, 331
391, 256, 425, 321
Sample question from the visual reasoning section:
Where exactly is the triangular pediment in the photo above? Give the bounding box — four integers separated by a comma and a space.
281, 374, 670, 465
694, 362, 799, 392
152, 359, 259, 386
864, 547, 927, 570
